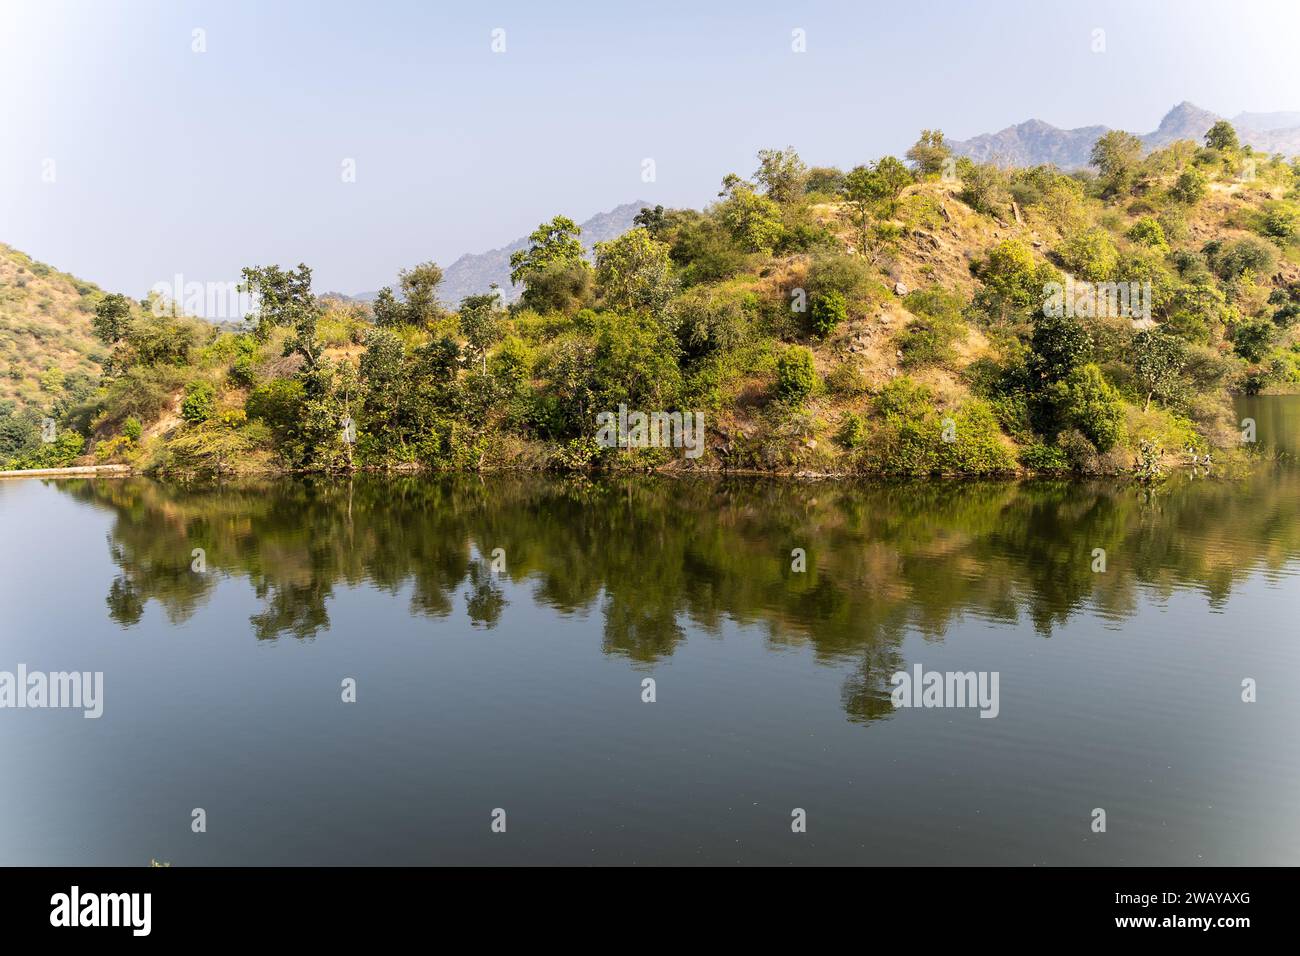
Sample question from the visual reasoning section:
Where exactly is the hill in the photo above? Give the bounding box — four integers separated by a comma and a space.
6, 119, 1300, 478
951, 101, 1300, 168
0, 243, 105, 414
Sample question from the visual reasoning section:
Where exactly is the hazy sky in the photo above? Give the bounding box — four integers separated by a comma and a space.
3, 0, 1300, 297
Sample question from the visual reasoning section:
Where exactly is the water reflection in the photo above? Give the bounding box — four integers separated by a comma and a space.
53, 461, 1300, 724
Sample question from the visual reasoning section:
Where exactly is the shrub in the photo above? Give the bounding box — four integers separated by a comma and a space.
1056, 230, 1119, 281
1049, 363, 1125, 452
1170, 167, 1207, 204
1019, 442, 1070, 470
1127, 216, 1169, 250
775, 346, 817, 402
809, 290, 847, 337
181, 381, 217, 423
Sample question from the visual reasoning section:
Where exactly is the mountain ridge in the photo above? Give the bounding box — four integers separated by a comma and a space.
352, 200, 651, 306
950, 101, 1300, 169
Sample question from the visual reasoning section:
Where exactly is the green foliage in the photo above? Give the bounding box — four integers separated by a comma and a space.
1048, 363, 1125, 452
775, 346, 817, 403
899, 286, 966, 368
674, 285, 748, 361
973, 240, 1058, 322
593, 228, 678, 316
1170, 167, 1207, 205
804, 166, 846, 196
1131, 329, 1188, 410
668, 213, 749, 287
1056, 229, 1118, 281
241, 263, 322, 366
1205, 121, 1240, 152
181, 381, 217, 423
1206, 236, 1278, 280
1126, 216, 1169, 251
155, 421, 253, 477
518, 260, 593, 314
509, 216, 586, 287
1231, 317, 1275, 363
809, 290, 847, 338
906, 129, 951, 177
716, 177, 784, 254
92, 293, 133, 345
1090, 130, 1144, 197
957, 161, 1008, 216
123, 416, 142, 442
754, 146, 809, 204
1018, 442, 1070, 470
1029, 312, 1093, 384
458, 292, 504, 373
5, 428, 84, 470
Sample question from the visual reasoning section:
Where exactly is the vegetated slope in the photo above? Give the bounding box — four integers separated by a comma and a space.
0, 243, 105, 412
11, 119, 1300, 478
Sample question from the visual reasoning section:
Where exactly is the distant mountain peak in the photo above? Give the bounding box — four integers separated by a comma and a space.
949, 101, 1300, 169
352, 200, 651, 306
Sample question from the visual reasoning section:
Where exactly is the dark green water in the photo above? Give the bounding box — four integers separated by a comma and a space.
2, 398, 1299, 865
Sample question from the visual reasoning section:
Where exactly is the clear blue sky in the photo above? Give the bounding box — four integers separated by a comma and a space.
3, 0, 1299, 297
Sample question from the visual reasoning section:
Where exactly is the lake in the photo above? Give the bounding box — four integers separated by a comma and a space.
2, 397, 1299, 865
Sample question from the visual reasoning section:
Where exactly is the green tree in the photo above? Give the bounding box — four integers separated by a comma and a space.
973, 240, 1057, 323
809, 290, 847, 338
1055, 363, 1124, 451
1127, 216, 1169, 251
1089, 130, 1143, 197
1131, 328, 1187, 411
1205, 120, 1240, 152
241, 263, 323, 366
398, 262, 444, 326
509, 216, 586, 287
593, 228, 678, 315
716, 176, 784, 253
906, 129, 951, 176
458, 291, 504, 373
1056, 229, 1118, 282
181, 381, 217, 423
754, 146, 809, 204
92, 293, 133, 345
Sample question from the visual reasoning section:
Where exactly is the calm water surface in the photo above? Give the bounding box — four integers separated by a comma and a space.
2, 397, 1299, 865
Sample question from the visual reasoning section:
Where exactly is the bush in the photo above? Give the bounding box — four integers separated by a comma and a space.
1019, 442, 1070, 470
1127, 216, 1169, 250
809, 290, 847, 338
1056, 230, 1118, 281
181, 381, 217, 423
1047, 363, 1125, 452
775, 346, 817, 403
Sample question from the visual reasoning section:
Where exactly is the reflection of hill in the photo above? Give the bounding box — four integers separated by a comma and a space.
59, 472, 1300, 718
